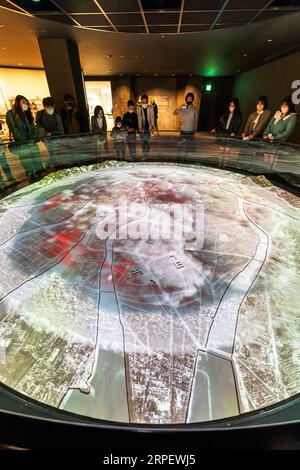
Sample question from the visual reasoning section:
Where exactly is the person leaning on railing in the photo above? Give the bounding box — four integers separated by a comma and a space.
6, 95, 38, 143
36, 97, 64, 138
242, 96, 272, 141
263, 96, 298, 142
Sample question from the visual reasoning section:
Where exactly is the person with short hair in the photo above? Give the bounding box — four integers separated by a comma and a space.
242, 96, 272, 141
174, 92, 198, 136
136, 94, 155, 159
36, 97, 64, 138
123, 100, 138, 161
61, 94, 82, 134
263, 96, 297, 142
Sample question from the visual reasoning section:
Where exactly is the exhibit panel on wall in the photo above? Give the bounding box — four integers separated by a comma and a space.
0, 68, 50, 140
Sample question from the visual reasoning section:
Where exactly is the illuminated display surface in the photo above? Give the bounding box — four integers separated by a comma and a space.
0, 163, 299, 424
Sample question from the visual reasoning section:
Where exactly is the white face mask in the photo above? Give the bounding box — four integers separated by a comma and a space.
128, 109, 134, 113
141, 104, 148, 109
46, 108, 55, 115
117, 123, 122, 128
21, 104, 29, 112
229, 106, 235, 113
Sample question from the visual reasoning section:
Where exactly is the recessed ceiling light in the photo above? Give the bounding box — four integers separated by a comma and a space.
161, 35, 166, 38
133, 55, 139, 58
119, 73, 123, 76
0, 25, 4, 28
136, 73, 140, 76
154, 73, 158, 76
189, 73, 193, 76
243, 53, 247, 57
267, 39, 273, 42
106, 70, 112, 73
18, 63, 23, 66
171, 73, 175, 76
2, 47, 6, 50
106, 54, 112, 58
120, 55, 125, 58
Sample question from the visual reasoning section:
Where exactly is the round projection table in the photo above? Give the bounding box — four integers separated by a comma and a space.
0, 162, 299, 426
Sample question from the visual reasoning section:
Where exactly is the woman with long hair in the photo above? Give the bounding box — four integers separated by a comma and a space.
211, 97, 242, 137
263, 95, 297, 142
91, 105, 107, 138
6, 95, 38, 143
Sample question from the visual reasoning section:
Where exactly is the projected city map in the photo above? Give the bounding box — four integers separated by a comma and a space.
0, 163, 299, 424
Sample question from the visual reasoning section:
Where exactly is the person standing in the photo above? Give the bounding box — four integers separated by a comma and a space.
91, 105, 108, 155
174, 92, 198, 136
242, 96, 272, 140
91, 105, 107, 138
61, 94, 82, 135
151, 97, 158, 134
111, 116, 127, 160
36, 97, 64, 138
123, 100, 138, 161
263, 96, 297, 142
0, 121, 15, 184
211, 98, 242, 137
6, 95, 38, 143
136, 94, 155, 159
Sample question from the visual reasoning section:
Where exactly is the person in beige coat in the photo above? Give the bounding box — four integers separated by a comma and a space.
242, 96, 272, 140
136, 94, 155, 158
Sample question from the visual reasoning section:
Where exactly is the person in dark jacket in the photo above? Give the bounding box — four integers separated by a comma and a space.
36, 97, 64, 138
123, 100, 138, 161
0, 121, 15, 184
61, 94, 82, 135
6, 95, 38, 143
151, 97, 158, 133
211, 98, 242, 137
91, 105, 107, 138
242, 96, 272, 140
263, 96, 297, 142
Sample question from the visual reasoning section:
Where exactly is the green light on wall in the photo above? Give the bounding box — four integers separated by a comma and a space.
205, 83, 212, 92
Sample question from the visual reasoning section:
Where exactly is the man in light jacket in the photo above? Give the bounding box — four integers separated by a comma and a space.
136, 94, 155, 159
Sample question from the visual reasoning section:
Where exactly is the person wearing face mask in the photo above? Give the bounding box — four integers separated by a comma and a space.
174, 92, 198, 136
211, 98, 242, 137
6, 95, 38, 143
111, 116, 127, 160
242, 96, 272, 141
91, 105, 107, 138
61, 93, 82, 135
263, 96, 298, 142
123, 100, 138, 161
36, 97, 64, 138
137, 94, 155, 159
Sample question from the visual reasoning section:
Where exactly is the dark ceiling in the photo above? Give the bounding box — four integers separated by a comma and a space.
1, 0, 300, 34
0, 2, 300, 76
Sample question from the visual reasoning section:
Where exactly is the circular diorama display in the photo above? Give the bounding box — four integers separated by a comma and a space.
0, 163, 299, 425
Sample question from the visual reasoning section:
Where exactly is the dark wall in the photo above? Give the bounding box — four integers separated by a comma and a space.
233, 52, 300, 143
198, 77, 235, 132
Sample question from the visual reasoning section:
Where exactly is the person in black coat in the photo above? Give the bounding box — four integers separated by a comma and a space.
211, 98, 242, 137
123, 100, 138, 161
